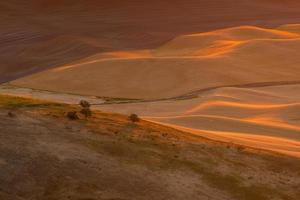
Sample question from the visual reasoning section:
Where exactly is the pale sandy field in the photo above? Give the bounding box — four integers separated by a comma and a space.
96, 84, 300, 158
7, 24, 300, 157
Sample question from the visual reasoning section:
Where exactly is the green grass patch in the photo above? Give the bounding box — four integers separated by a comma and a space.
0, 95, 66, 109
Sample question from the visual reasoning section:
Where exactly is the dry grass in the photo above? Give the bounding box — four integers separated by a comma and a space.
0, 94, 65, 109
0, 94, 299, 200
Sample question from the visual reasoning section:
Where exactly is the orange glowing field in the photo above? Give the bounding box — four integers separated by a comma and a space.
3, 24, 300, 158
1, 1, 300, 200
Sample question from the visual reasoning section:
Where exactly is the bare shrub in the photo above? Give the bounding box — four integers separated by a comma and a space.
67, 111, 79, 120
129, 114, 140, 123
79, 100, 90, 108
79, 100, 92, 118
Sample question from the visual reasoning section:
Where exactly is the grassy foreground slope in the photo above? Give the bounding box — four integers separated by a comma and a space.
0, 95, 299, 200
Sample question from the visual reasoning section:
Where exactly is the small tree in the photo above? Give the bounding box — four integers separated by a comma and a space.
80, 100, 90, 108
129, 114, 140, 123
79, 100, 92, 118
67, 111, 79, 120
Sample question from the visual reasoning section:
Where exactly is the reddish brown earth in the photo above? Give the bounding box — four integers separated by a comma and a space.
1, 0, 300, 82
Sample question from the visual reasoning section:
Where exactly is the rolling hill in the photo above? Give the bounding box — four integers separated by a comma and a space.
1, 0, 300, 82
11, 25, 300, 99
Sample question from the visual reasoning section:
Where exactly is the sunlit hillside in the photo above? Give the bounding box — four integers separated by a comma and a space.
0, 94, 299, 200
3, 24, 299, 158
11, 25, 300, 99
1, 1, 300, 200
1, 0, 300, 82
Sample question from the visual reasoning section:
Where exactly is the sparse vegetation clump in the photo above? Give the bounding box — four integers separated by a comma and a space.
0, 94, 65, 109
129, 114, 140, 123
